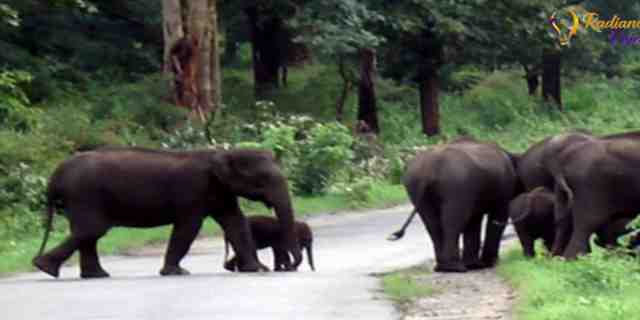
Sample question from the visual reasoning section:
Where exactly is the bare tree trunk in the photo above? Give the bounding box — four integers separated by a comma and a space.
209, 0, 221, 116
357, 48, 379, 134
245, 6, 284, 99
542, 49, 562, 110
188, 0, 210, 121
522, 64, 539, 96
336, 56, 352, 122
162, 0, 184, 73
420, 71, 440, 136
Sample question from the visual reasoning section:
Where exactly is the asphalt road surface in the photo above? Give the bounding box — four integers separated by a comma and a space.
0, 205, 433, 320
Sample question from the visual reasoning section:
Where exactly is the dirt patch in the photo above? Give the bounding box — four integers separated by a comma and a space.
399, 265, 517, 320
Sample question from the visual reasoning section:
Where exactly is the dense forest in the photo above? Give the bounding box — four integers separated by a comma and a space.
2, 0, 640, 317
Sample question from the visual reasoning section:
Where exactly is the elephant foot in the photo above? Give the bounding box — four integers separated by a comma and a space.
481, 256, 498, 268
434, 262, 467, 273
32, 255, 61, 278
159, 266, 190, 276
223, 261, 237, 272
464, 260, 486, 270
81, 269, 110, 279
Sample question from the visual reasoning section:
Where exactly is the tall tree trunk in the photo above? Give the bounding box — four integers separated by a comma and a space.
245, 6, 284, 99
357, 48, 379, 134
163, 0, 221, 121
162, 0, 184, 73
336, 57, 351, 122
209, 0, 221, 116
542, 50, 562, 110
419, 70, 440, 136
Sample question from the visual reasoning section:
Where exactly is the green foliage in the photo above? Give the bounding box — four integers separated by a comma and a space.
499, 249, 640, 320
294, 122, 354, 194
0, 163, 48, 240
441, 65, 487, 94
0, 70, 39, 131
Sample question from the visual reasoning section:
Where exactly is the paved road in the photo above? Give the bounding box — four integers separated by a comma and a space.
0, 205, 434, 320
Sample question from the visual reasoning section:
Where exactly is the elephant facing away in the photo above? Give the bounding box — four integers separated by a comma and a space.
32, 147, 302, 278
402, 137, 520, 272
224, 216, 315, 272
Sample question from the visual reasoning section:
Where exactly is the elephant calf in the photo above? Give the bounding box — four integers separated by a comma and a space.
224, 216, 315, 272
509, 187, 556, 257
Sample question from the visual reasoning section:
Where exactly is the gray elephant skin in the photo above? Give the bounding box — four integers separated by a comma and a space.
224, 216, 315, 272
508, 187, 556, 257
402, 137, 519, 272
32, 147, 302, 278
515, 131, 634, 254
550, 133, 640, 259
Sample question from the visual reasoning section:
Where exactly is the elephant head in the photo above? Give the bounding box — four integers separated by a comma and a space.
210, 149, 303, 269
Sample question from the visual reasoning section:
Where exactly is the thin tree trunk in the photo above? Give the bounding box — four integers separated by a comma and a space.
189, 0, 210, 121
542, 50, 562, 110
336, 56, 351, 122
209, 0, 221, 116
522, 64, 539, 96
357, 48, 379, 134
419, 71, 440, 136
162, 0, 184, 73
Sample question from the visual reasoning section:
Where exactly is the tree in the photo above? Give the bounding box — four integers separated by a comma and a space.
293, 0, 384, 130
162, 0, 221, 121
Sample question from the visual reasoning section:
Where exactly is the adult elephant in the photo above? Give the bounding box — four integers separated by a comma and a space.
402, 137, 519, 272
551, 135, 640, 258
515, 130, 634, 254
32, 147, 302, 278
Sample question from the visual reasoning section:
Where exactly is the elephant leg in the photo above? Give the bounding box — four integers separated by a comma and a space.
436, 201, 469, 273
79, 236, 109, 279
273, 247, 291, 272
160, 216, 204, 276
224, 255, 239, 272
213, 209, 260, 272
33, 236, 80, 278
463, 214, 483, 269
563, 204, 610, 259
515, 225, 536, 258
416, 201, 444, 266
481, 206, 509, 267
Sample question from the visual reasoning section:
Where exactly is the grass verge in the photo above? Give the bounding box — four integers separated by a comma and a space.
381, 266, 434, 304
0, 182, 406, 276
497, 248, 640, 320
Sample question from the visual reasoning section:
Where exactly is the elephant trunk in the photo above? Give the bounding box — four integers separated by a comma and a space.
271, 187, 303, 269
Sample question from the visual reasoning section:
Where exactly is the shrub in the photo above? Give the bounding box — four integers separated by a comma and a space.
0, 70, 40, 132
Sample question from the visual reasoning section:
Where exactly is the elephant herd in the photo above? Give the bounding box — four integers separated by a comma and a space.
29, 131, 640, 278
390, 131, 640, 272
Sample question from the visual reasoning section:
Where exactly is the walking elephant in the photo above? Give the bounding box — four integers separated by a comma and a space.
550, 134, 640, 258
224, 216, 315, 272
400, 137, 520, 272
32, 147, 302, 278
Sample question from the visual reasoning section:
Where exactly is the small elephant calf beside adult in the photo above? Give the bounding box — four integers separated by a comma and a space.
32, 147, 303, 278
224, 216, 315, 272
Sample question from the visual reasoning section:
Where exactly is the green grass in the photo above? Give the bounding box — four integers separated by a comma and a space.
0, 182, 406, 276
382, 266, 434, 303
498, 248, 640, 320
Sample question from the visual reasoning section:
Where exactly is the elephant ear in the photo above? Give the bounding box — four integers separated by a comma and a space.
209, 150, 265, 193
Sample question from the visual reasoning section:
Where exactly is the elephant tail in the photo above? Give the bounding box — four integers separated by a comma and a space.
36, 196, 56, 258
305, 241, 315, 271
387, 208, 418, 241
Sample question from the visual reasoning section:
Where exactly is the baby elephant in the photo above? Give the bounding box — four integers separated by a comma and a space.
224, 216, 315, 272
509, 187, 557, 257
